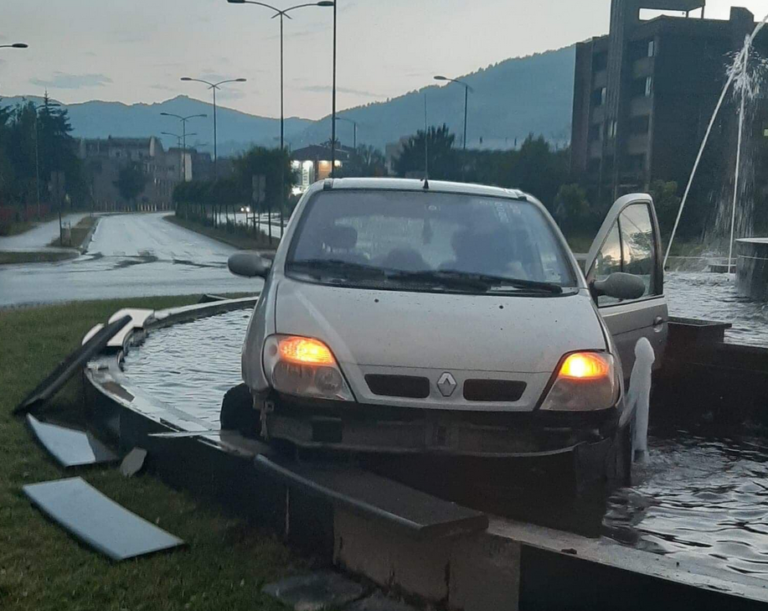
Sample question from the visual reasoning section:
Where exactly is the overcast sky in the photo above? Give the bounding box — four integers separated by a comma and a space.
1, 0, 766, 120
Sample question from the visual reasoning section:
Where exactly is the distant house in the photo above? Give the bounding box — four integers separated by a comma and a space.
291, 143, 353, 194
78, 136, 211, 210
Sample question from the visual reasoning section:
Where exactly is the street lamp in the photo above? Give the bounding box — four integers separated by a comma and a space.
162, 131, 198, 149
160, 113, 207, 181
227, 0, 334, 234
434, 75, 473, 150
336, 117, 357, 150
0, 43, 28, 49
181, 77, 246, 179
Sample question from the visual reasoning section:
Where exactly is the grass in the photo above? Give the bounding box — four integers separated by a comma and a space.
0, 251, 78, 265
166, 215, 280, 251
0, 295, 304, 611
48, 216, 99, 250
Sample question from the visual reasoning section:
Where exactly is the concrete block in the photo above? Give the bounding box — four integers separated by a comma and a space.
334, 510, 452, 603
449, 534, 521, 611
347, 592, 419, 611
262, 571, 367, 610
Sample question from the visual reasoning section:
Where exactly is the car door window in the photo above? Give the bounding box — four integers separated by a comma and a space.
619, 204, 656, 298
593, 222, 623, 306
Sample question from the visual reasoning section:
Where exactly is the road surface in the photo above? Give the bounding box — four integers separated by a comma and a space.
0, 213, 263, 307
0, 213, 89, 251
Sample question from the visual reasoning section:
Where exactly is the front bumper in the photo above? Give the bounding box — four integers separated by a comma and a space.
263, 394, 620, 458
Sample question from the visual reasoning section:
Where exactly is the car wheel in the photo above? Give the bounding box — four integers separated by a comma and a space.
220, 383, 255, 435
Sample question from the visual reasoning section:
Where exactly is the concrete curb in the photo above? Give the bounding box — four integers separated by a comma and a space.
79, 215, 101, 254
163, 215, 278, 253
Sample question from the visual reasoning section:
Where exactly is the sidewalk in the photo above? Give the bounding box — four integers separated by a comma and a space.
0, 213, 89, 252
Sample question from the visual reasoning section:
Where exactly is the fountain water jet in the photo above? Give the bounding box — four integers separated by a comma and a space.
664, 12, 768, 270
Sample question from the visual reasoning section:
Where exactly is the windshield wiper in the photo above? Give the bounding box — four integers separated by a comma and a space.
387, 270, 564, 295
288, 259, 385, 280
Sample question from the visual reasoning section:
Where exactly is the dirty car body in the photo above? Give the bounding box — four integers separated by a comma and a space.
233, 179, 667, 477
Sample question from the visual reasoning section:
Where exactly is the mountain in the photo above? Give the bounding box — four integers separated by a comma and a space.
1, 45, 576, 155
299, 45, 576, 151
0, 95, 313, 157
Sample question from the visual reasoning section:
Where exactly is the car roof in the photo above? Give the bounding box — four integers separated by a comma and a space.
320, 177, 531, 201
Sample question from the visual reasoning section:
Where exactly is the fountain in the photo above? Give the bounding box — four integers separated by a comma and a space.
664, 12, 768, 294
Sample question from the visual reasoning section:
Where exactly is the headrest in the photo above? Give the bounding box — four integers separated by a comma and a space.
325, 225, 358, 250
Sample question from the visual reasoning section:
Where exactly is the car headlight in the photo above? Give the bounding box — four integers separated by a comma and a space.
263, 335, 354, 402
539, 352, 618, 412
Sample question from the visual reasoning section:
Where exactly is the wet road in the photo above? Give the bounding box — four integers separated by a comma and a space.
0, 213, 262, 307
0, 213, 88, 251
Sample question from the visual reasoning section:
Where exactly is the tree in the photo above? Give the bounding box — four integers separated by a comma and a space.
648, 180, 681, 238
395, 124, 459, 180
554, 184, 590, 228
341, 145, 387, 178
114, 162, 147, 209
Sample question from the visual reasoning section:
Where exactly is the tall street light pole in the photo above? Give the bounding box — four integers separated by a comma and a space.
180, 77, 246, 179
227, 0, 334, 233
161, 113, 207, 181
337, 117, 357, 150
0, 43, 28, 49
434, 75, 473, 150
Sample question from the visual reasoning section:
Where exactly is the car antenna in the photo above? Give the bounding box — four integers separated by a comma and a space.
423, 92, 430, 190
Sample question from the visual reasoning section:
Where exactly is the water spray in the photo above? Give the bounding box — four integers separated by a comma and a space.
663, 12, 768, 269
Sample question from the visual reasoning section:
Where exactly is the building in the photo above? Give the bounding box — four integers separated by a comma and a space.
291, 143, 352, 194
78, 137, 211, 210
571, 0, 768, 203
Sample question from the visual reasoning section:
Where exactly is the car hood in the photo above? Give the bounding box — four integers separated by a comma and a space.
274, 279, 606, 374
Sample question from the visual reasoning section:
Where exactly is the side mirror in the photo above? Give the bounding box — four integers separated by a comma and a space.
592, 272, 646, 301
228, 252, 272, 279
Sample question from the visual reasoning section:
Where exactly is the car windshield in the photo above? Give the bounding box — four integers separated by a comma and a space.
286, 190, 577, 295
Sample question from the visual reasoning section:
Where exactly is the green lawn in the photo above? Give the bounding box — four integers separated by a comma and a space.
48, 215, 99, 250
0, 296, 301, 611
166, 215, 280, 251
0, 251, 78, 265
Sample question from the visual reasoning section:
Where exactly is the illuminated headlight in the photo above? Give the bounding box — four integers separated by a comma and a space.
263, 335, 354, 402
540, 352, 618, 412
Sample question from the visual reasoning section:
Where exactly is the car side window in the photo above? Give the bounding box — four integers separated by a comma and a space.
593, 223, 623, 306
619, 204, 656, 298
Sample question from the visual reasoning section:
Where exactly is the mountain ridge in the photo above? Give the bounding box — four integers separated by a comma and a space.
1, 45, 576, 155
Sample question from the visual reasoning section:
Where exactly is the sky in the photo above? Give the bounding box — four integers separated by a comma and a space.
1, 0, 767, 120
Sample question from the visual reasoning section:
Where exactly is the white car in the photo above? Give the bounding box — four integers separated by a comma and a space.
226, 178, 668, 488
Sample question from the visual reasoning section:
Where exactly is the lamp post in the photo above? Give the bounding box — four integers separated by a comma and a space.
227, 0, 334, 233
160, 113, 207, 181
180, 77, 246, 179
162, 131, 198, 149
0, 43, 28, 49
434, 75, 473, 150
336, 117, 357, 150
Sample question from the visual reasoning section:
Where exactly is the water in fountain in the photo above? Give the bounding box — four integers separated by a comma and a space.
704, 43, 768, 262
664, 13, 768, 271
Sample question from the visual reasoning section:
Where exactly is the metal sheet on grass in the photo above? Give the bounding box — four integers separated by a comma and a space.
23, 477, 184, 561
13, 314, 132, 415
26, 415, 119, 468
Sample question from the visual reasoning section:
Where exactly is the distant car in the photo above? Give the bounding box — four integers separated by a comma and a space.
226, 178, 668, 489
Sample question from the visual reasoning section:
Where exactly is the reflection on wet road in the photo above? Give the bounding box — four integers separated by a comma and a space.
0, 213, 261, 306
123, 309, 768, 582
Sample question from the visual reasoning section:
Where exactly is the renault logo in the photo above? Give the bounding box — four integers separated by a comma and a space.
437, 373, 458, 397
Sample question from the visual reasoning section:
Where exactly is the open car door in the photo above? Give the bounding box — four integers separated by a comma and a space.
584, 194, 668, 379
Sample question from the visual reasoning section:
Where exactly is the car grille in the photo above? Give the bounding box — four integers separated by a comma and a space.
365, 375, 430, 399
463, 379, 526, 402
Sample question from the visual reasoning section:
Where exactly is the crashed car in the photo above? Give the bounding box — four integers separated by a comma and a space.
226, 178, 668, 486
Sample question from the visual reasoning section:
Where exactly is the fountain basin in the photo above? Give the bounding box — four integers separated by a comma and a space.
737, 238, 768, 299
